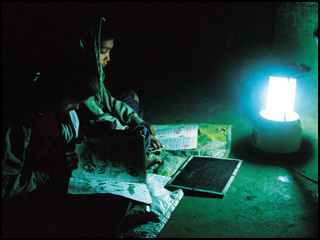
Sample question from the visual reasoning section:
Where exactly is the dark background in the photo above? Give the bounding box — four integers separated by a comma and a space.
2, 2, 259, 98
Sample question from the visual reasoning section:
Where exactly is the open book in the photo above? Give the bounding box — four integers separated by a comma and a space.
153, 125, 199, 150
67, 135, 152, 204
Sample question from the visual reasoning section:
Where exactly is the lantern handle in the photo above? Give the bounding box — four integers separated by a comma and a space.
289, 64, 311, 78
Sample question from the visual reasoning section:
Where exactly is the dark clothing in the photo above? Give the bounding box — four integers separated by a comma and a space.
78, 85, 145, 131
119, 90, 144, 119
78, 89, 151, 150
2, 16, 131, 237
2, 110, 72, 199
2, 105, 132, 238
2, 188, 131, 238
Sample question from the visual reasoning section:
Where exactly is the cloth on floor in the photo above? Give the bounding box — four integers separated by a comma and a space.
119, 174, 184, 238
148, 123, 232, 177
118, 123, 231, 238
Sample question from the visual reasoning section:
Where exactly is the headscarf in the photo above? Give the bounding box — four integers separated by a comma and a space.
79, 17, 106, 85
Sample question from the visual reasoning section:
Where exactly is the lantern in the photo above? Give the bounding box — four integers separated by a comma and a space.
252, 75, 302, 153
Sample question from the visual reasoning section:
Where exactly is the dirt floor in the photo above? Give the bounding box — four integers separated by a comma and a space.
132, 45, 319, 238
141, 75, 318, 238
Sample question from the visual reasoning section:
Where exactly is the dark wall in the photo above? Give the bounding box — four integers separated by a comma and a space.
2, 2, 275, 97
2, 3, 101, 77
273, 2, 318, 119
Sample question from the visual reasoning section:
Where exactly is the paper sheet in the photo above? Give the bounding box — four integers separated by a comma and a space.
67, 136, 152, 204
154, 125, 199, 150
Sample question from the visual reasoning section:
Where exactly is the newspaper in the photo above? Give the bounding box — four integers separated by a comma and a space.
153, 125, 199, 150
67, 135, 152, 204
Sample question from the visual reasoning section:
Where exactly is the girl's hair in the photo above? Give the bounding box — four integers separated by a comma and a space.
61, 48, 101, 101
38, 47, 101, 105
100, 20, 116, 42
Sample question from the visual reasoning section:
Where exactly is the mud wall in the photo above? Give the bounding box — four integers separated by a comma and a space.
272, 2, 318, 119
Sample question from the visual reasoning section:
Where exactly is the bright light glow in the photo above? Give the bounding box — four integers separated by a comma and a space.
263, 76, 298, 121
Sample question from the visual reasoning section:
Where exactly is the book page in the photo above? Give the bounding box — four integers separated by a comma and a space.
68, 178, 152, 204
154, 125, 199, 150
67, 135, 152, 204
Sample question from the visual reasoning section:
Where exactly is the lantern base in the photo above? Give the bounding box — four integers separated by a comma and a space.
252, 111, 302, 153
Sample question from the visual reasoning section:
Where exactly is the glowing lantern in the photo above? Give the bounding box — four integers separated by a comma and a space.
252, 76, 302, 153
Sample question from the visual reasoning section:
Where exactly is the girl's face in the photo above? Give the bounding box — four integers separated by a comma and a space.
100, 39, 114, 68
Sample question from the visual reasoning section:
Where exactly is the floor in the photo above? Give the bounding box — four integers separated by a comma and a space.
133, 45, 319, 238
2, 3, 318, 238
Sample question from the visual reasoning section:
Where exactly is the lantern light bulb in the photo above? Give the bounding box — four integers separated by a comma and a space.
262, 76, 298, 122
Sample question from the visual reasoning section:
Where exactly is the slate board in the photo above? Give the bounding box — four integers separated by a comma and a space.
166, 156, 242, 196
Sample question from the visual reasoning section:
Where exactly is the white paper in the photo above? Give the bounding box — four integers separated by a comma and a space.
68, 178, 152, 204
154, 125, 199, 150
119, 174, 184, 238
67, 136, 152, 204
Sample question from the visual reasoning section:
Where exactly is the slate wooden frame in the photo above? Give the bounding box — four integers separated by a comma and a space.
166, 156, 242, 196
